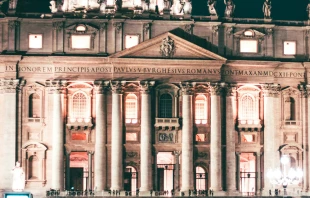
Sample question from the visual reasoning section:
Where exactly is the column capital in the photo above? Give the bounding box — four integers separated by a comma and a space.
110, 81, 125, 94
1, 79, 25, 93
87, 150, 94, 155
140, 81, 155, 94
225, 83, 237, 97
180, 81, 196, 95
235, 152, 241, 156
298, 84, 307, 98
94, 80, 110, 94
46, 80, 67, 94
261, 83, 281, 97
210, 82, 224, 96
253, 152, 262, 157
173, 150, 181, 156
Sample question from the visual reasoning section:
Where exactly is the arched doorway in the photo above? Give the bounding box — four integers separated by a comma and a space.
124, 166, 137, 194
195, 166, 207, 190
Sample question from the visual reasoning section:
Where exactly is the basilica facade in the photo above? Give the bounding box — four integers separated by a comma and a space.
0, 0, 310, 197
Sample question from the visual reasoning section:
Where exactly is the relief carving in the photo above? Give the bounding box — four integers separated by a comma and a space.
160, 36, 176, 58
126, 152, 138, 158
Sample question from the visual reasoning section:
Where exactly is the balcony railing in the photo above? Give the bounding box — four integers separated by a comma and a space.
237, 119, 262, 132
155, 118, 180, 130
67, 117, 93, 130
282, 120, 301, 126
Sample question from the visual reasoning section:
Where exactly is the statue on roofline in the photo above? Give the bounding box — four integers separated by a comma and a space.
263, 0, 271, 19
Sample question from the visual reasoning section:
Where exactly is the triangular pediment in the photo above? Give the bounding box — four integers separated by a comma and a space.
110, 30, 226, 61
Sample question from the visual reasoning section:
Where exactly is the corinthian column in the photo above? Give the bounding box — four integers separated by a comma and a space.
140, 81, 155, 192
261, 83, 280, 193
225, 84, 237, 193
0, 79, 22, 189
111, 81, 125, 191
94, 81, 109, 191
210, 83, 223, 191
180, 82, 195, 193
48, 80, 67, 190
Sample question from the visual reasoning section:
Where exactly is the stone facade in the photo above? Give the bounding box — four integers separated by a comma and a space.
1, 0, 310, 197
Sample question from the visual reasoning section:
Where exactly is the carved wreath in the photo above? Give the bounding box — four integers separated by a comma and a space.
160, 36, 176, 58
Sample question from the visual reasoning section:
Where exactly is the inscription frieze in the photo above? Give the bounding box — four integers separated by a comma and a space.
9, 65, 306, 79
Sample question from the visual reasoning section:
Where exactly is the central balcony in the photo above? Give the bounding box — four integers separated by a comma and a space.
154, 118, 180, 131
66, 117, 93, 130
237, 119, 262, 132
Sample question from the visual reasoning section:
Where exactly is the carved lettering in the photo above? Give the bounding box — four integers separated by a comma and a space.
159, 133, 173, 142
13, 65, 306, 79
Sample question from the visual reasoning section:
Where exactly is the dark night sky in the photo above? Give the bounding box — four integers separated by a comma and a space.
193, 0, 309, 20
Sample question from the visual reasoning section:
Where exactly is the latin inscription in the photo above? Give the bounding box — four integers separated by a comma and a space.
16, 65, 306, 78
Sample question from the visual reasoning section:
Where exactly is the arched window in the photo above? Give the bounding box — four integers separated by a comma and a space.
195, 95, 207, 124
285, 97, 295, 121
72, 92, 87, 120
195, 166, 207, 190
29, 93, 41, 118
240, 94, 255, 120
125, 94, 138, 124
29, 155, 39, 179
159, 93, 172, 118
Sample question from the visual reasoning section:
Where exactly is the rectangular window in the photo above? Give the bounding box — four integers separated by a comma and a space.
240, 40, 258, 53
125, 35, 139, 49
29, 34, 43, 49
196, 134, 207, 142
283, 41, 296, 55
71, 35, 91, 49
126, 132, 137, 141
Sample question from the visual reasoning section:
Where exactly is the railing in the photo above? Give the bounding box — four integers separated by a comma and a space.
238, 119, 261, 125
282, 120, 301, 126
28, 117, 43, 123
155, 118, 180, 129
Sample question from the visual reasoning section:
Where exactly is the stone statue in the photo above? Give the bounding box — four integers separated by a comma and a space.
50, 0, 58, 13
207, 0, 217, 16
164, 0, 172, 9
98, 0, 106, 13
263, 0, 271, 19
307, 0, 310, 20
12, 161, 25, 192
115, 0, 121, 10
224, 0, 234, 17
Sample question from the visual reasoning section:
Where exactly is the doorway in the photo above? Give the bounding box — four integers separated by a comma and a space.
124, 166, 137, 194
70, 168, 83, 191
240, 153, 256, 196
157, 152, 174, 193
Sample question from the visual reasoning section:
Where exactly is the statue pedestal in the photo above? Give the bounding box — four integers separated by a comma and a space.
210, 16, 218, 20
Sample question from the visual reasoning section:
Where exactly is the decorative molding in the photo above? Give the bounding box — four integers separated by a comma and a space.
195, 84, 210, 94
1, 79, 24, 93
